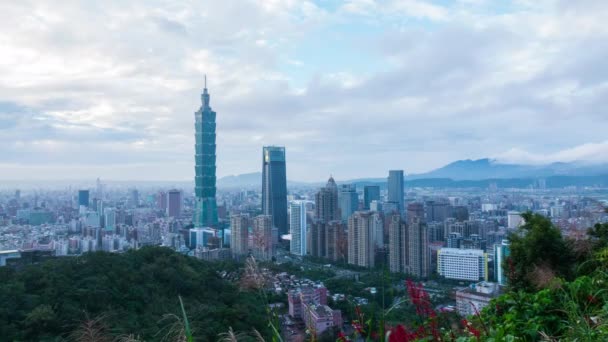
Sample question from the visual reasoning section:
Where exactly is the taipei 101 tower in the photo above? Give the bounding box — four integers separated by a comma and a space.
193, 76, 218, 228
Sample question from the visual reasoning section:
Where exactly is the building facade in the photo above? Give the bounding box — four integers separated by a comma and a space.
494, 240, 510, 285
262, 146, 288, 235
363, 185, 380, 210
252, 215, 275, 260
338, 184, 358, 221
348, 211, 382, 268
407, 203, 430, 278
230, 214, 250, 258
167, 189, 183, 218
194, 78, 219, 228
315, 177, 340, 223
438, 248, 488, 281
289, 201, 307, 256
387, 170, 404, 215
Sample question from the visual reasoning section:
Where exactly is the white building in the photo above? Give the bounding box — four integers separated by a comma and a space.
507, 211, 524, 229
456, 282, 500, 317
438, 248, 488, 281
289, 201, 307, 256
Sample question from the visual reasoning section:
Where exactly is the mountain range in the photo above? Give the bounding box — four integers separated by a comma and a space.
217, 159, 608, 189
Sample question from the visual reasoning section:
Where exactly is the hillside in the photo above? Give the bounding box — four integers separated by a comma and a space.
0, 247, 268, 341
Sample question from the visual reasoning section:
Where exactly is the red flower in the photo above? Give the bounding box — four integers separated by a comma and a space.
388, 325, 408, 342
461, 319, 481, 339
337, 331, 348, 341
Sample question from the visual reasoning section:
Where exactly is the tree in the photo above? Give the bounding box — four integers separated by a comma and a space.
507, 212, 574, 291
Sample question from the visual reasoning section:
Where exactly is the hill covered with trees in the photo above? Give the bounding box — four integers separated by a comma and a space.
0, 247, 269, 341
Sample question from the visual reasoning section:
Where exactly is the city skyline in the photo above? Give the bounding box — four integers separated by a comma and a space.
1, 1, 608, 182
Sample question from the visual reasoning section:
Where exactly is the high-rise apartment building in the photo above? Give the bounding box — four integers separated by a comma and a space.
252, 215, 275, 261
388, 214, 407, 273
262, 146, 288, 235
347, 211, 382, 268
387, 170, 404, 215
315, 177, 340, 222
338, 184, 358, 221
167, 189, 183, 218
407, 203, 430, 278
325, 221, 346, 262
363, 185, 380, 210
230, 213, 250, 258
289, 201, 307, 256
194, 77, 218, 228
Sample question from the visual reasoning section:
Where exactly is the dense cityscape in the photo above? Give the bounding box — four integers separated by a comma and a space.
2, 1, 608, 340
1, 82, 607, 341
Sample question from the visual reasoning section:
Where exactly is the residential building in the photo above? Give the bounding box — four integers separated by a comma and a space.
252, 215, 275, 260
348, 211, 382, 268
289, 201, 307, 256
315, 177, 340, 222
407, 203, 430, 278
230, 213, 250, 258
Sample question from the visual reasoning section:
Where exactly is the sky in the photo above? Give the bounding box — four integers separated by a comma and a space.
0, 0, 607, 182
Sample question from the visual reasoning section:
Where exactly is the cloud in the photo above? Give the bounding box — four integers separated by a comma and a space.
495, 141, 608, 165
0, 0, 606, 181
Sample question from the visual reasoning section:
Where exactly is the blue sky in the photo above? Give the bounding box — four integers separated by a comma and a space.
0, 0, 607, 181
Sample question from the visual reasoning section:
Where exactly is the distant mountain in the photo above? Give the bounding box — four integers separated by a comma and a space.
408, 159, 608, 180
217, 172, 317, 189
217, 159, 608, 189
217, 172, 261, 188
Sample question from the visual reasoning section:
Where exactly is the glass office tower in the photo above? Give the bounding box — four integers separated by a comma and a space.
262, 146, 288, 235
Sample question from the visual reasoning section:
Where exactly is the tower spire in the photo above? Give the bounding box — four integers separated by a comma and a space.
204, 74, 207, 89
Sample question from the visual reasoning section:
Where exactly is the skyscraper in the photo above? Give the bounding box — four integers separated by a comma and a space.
363, 185, 380, 210
387, 170, 404, 215
230, 213, 250, 258
338, 184, 358, 221
289, 201, 307, 256
78, 190, 90, 208
315, 176, 340, 223
262, 146, 288, 235
194, 77, 218, 228
167, 189, 183, 218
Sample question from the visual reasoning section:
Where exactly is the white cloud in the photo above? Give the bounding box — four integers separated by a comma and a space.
0, 0, 606, 181
496, 141, 608, 165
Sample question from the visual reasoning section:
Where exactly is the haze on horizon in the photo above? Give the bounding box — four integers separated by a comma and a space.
0, 0, 607, 182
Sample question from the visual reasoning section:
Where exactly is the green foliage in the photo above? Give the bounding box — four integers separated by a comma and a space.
507, 212, 575, 291
0, 247, 269, 341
